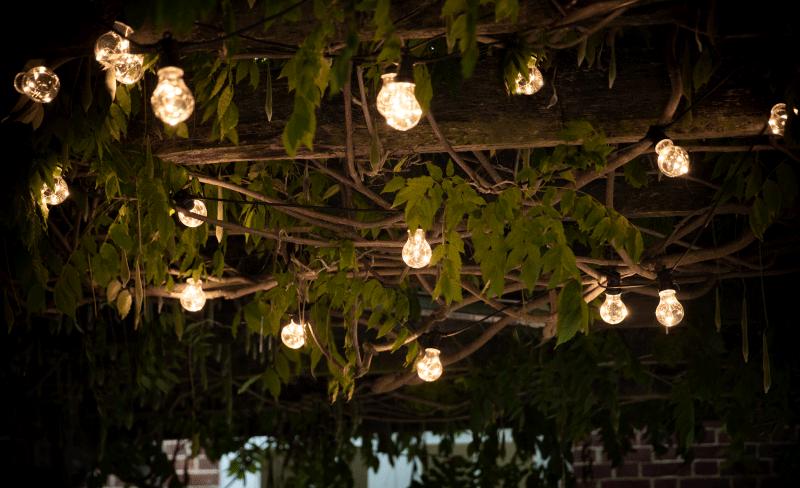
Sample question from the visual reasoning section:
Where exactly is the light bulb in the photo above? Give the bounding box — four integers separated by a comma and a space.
514, 60, 544, 95
180, 278, 206, 312
655, 139, 689, 177
655, 289, 684, 327
417, 347, 443, 382
41, 176, 69, 205
402, 229, 432, 268
769, 103, 787, 136
599, 293, 628, 325
151, 67, 195, 126
178, 199, 207, 228
112, 53, 144, 85
95, 22, 134, 67
281, 319, 305, 349
14, 66, 60, 103
376, 73, 422, 131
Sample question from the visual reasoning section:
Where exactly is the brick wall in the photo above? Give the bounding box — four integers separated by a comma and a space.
573, 422, 799, 488
103, 440, 220, 488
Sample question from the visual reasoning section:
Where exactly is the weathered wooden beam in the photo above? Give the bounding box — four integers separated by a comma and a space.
154, 47, 772, 164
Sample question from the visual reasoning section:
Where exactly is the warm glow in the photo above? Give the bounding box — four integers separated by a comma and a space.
180, 278, 206, 312
151, 67, 195, 126
41, 176, 69, 205
655, 139, 689, 177
514, 59, 544, 95
655, 289, 684, 327
178, 199, 207, 228
14, 66, 60, 103
417, 348, 443, 382
281, 319, 306, 349
599, 293, 628, 325
769, 103, 787, 136
376, 73, 422, 131
112, 53, 144, 85
94, 22, 143, 85
402, 229, 432, 268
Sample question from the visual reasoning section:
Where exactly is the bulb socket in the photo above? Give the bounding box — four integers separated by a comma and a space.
657, 266, 678, 292
424, 327, 441, 350
603, 270, 622, 295
172, 190, 196, 209
157, 32, 181, 69
645, 126, 669, 145
393, 56, 415, 84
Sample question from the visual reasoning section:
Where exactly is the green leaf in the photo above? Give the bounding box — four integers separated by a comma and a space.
556, 280, 588, 345
217, 85, 234, 122
262, 369, 281, 401
391, 327, 409, 353
383, 176, 405, 193
265, 59, 273, 121
376, 320, 394, 338
116, 289, 132, 319
237, 374, 261, 395
109, 223, 133, 251
106, 280, 122, 303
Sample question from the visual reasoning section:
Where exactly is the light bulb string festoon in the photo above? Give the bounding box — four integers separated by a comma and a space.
181, 194, 404, 214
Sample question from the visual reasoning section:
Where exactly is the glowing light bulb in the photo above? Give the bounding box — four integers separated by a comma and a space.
600, 293, 628, 325
281, 319, 306, 349
180, 278, 206, 312
769, 103, 787, 136
376, 73, 422, 131
655, 139, 689, 177
94, 22, 144, 85
514, 59, 544, 95
178, 199, 207, 228
151, 67, 195, 126
41, 176, 69, 205
655, 289, 684, 327
402, 229, 432, 268
14, 66, 60, 103
112, 53, 144, 85
417, 348, 443, 382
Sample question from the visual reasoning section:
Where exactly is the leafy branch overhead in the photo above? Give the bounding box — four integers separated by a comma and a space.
2, 1, 799, 487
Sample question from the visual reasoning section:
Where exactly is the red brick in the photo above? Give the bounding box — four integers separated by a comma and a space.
197, 456, 218, 469
679, 479, 731, 488
187, 473, 219, 485
576, 481, 600, 488
730, 479, 757, 488
601, 480, 651, 488
692, 445, 725, 459
758, 443, 793, 458
578, 463, 612, 479
702, 427, 718, 444
720, 460, 770, 476
718, 430, 731, 443
623, 446, 654, 463
641, 461, 692, 477
692, 460, 719, 475
654, 480, 677, 488
759, 476, 785, 488
613, 463, 639, 478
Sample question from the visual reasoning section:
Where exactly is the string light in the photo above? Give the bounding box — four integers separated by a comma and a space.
14, 66, 60, 103
655, 268, 683, 327
180, 278, 206, 312
599, 271, 627, 325
402, 229, 432, 268
514, 56, 544, 95
178, 199, 207, 228
281, 319, 306, 349
94, 22, 143, 85
769, 103, 787, 136
151, 67, 195, 126
41, 176, 69, 205
655, 139, 689, 177
376, 58, 422, 131
417, 348, 443, 382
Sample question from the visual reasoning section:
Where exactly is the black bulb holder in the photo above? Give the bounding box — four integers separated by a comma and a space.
157, 32, 181, 70
391, 56, 415, 84
424, 326, 441, 351
657, 266, 678, 292
603, 270, 622, 295
173, 190, 196, 209
646, 125, 670, 145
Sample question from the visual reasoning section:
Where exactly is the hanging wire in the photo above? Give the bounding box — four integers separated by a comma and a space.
185, 194, 404, 213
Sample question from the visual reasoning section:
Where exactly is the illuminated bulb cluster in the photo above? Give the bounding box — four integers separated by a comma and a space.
655, 289, 684, 327
376, 73, 422, 131
402, 229, 432, 268
14, 66, 60, 103
769, 103, 787, 136
178, 199, 207, 228
41, 176, 69, 205
655, 139, 689, 177
281, 319, 306, 349
416, 348, 443, 382
599, 293, 628, 325
180, 278, 206, 312
514, 59, 544, 95
95, 22, 144, 85
151, 67, 195, 126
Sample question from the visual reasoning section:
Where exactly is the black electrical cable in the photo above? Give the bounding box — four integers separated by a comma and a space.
186, 195, 403, 214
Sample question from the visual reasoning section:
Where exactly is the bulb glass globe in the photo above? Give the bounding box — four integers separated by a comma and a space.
178, 199, 207, 228
515, 63, 544, 95
111, 53, 145, 85
151, 67, 195, 126
41, 176, 69, 205
655, 289, 684, 327
417, 348, 443, 382
402, 229, 432, 268
281, 319, 306, 349
769, 103, 787, 136
180, 278, 206, 312
95, 22, 134, 67
655, 139, 689, 177
14, 67, 60, 103
376, 73, 422, 131
599, 293, 628, 325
